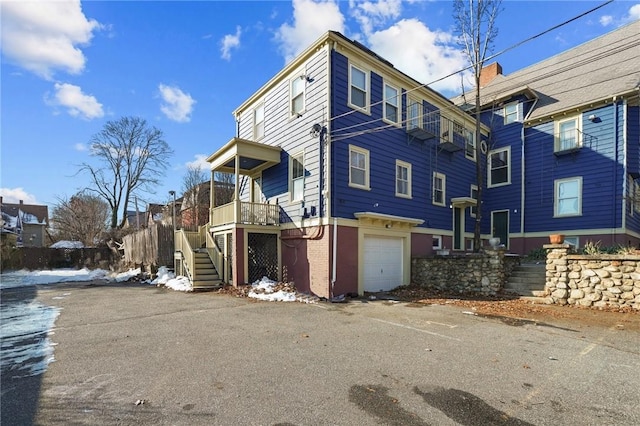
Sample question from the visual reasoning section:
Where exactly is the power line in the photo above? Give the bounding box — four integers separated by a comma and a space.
329, 0, 616, 137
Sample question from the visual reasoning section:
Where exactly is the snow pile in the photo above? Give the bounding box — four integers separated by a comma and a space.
151, 266, 192, 292
113, 268, 143, 282
0, 268, 110, 289
50, 240, 84, 249
248, 277, 297, 302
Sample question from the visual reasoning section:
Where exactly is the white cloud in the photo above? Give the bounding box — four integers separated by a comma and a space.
627, 4, 640, 21
599, 15, 613, 26
220, 26, 242, 60
185, 154, 210, 171
367, 19, 470, 94
275, 0, 345, 63
599, 3, 640, 27
158, 84, 196, 123
0, 188, 38, 204
49, 83, 104, 119
349, 0, 402, 36
0, 0, 101, 80
74, 143, 87, 151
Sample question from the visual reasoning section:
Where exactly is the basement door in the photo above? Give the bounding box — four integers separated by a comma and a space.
492, 210, 509, 249
363, 236, 403, 292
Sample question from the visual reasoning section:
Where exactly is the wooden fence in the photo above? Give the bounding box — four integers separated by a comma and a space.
122, 224, 174, 268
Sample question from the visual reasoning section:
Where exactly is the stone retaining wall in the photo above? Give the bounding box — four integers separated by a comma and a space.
411, 249, 519, 295
545, 244, 640, 309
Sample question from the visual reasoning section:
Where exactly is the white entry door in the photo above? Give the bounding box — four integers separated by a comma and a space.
363, 236, 403, 292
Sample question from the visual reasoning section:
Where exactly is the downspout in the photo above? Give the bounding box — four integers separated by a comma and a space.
332, 217, 337, 298
614, 96, 621, 244
328, 39, 336, 298
522, 97, 538, 245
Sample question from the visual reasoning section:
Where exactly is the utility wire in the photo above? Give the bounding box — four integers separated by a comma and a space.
329, 0, 615, 135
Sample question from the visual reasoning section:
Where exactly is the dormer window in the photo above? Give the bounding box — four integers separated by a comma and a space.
504, 102, 521, 124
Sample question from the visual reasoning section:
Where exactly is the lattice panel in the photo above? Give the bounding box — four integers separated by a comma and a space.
248, 233, 278, 283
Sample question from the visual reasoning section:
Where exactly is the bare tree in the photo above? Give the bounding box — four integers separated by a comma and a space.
50, 191, 110, 247
80, 117, 173, 229
214, 171, 234, 206
454, 0, 502, 251
181, 165, 208, 230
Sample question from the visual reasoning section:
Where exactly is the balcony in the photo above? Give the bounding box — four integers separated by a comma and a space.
211, 200, 280, 227
554, 128, 594, 156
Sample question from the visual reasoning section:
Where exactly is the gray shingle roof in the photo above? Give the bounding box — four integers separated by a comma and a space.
458, 20, 640, 122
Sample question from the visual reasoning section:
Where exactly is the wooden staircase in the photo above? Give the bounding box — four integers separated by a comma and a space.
191, 250, 222, 290
505, 264, 548, 301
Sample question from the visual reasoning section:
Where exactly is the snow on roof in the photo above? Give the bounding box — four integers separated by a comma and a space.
50, 241, 85, 249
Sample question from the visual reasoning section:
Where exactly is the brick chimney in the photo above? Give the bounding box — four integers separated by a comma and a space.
480, 62, 502, 87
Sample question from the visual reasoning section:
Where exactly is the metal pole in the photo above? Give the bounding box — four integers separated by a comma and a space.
169, 191, 176, 231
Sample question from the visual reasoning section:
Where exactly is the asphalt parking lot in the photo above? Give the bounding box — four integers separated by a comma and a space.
3, 281, 640, 425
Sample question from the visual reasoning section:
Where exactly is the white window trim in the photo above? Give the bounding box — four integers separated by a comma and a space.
470, 184, 478, 218
433, 172, 446, 207
383, 82, 401, 126
432, 235, 442, 250
348, 63, 370, 114
465, 128, 476, 161
395, 160, 412, 199
251, 174, 263, 203
289, 151, 305, 203
290, 74, 306, 118
407, 96, 422, 131
488, 146, 511, 188
349, 145, 370, 190
554, 115, 583, 153
504, 102, 521, 125
253, 102, 265, 140
554, 176, 582, 217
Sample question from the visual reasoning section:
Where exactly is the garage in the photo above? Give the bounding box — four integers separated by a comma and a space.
363, 235, 403, 292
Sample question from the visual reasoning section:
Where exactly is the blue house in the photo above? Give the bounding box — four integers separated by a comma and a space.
455, 19, 640, 254
174, 21, 639, 298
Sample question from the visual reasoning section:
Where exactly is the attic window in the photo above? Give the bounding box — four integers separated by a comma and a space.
291, 76, 305, 116
504, 102, 521, 124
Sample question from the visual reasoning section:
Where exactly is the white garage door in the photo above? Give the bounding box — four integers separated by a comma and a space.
363, 236, 403, 292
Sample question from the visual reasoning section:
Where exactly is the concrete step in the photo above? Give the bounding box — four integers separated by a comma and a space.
506, 264, 546, 297
192, 278, 222, 290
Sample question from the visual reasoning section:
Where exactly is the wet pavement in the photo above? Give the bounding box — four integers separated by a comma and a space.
2, 281, 639, 425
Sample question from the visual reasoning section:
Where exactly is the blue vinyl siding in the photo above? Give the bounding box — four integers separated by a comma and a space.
523, 104, 624, 233
481, 103, 523, 235
330, 50, 476, 231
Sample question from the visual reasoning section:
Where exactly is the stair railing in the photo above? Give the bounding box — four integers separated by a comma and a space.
198, 224, 223, 281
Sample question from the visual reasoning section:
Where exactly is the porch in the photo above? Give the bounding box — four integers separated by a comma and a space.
174, 137, 283, 288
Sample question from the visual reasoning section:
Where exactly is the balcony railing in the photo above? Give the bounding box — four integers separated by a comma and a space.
211, 201, 280, 227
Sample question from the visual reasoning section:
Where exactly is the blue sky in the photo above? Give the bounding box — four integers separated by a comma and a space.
2, 0, 639, 211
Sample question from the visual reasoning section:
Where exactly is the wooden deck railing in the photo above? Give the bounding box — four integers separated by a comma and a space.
210, 201, 280, 226
175, 229, 198, 281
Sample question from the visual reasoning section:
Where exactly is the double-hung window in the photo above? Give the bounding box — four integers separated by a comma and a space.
407, 98, 421, 131
433, 172, 446, 206
555, 177, 582, 217
349, 65, 368, 111
488, 147, 510, 187
290, 152, 304, 202
253, 103, 264, 140
291, 76, 305, 117
555, 116, 582, 153
465, 129, 476, 161
395, 160, 411, 198
349, 145, 369, 189
384, 83, 399, 124
504, 102, 521, 124
470, 185, 478, 217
